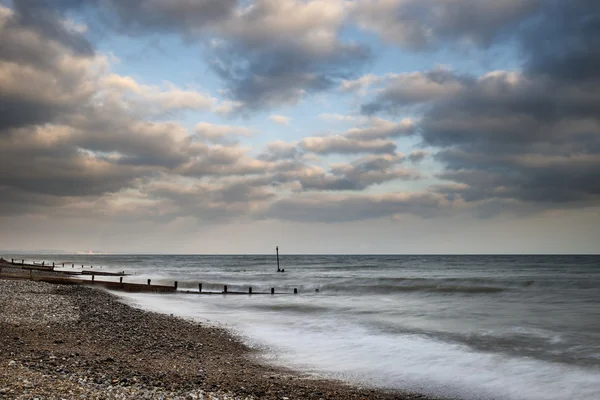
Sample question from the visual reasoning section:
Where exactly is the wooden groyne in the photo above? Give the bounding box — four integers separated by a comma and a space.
0, 258, 299, 295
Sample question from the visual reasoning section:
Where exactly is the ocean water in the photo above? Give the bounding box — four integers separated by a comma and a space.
7, 254, 600, 400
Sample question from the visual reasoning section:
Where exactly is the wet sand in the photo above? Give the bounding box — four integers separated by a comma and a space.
0, 279, 436, 399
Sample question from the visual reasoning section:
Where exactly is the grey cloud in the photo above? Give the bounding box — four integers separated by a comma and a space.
19, 0, 370, 111
344, 118, 416, 140
210, 38, 370, 110
408, 150, 428, 163
299, 154, 417, 191
522, 0, 600, 83
11, 0, 94, 55
361, 69, 473, 115
350, 0, 540, 50
0, 8, 94, 131
300, 136, 396, 155
258, 141, 300, 162
265, 192, 445, 223
15, 0, 236, 36
359, 0, 600, 214
141, 180, 275, 222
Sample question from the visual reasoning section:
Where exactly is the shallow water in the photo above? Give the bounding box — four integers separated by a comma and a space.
11, 254, 600, 399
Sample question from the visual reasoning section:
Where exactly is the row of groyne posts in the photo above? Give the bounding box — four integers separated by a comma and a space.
1, 254, 300, 295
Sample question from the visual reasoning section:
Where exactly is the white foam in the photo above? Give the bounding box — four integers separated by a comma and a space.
116, 292, 600, 400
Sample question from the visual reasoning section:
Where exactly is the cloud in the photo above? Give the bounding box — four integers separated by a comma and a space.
269, 115, 290, 126
408, 150, 429, 163
298, 117, 415, 155
344, 117, 416, 140
357, 1, 600, 216
100, 74, 216, 116
206, 0, 371, 110
300, 136, 396, 155
194, 122, 253, 144
361, 67, 471, 114
300, 153, 418, 191
349, 0, 541, 50
11, 0, 370, 112
258, 141, 300, 162
319, 113, 357, 123
340, 74, 380, 94
265, 191, 448, 222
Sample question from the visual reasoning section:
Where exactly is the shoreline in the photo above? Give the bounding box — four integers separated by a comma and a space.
0, 279, 437, 399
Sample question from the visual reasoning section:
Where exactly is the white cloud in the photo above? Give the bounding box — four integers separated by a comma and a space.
269, 114, 291, 125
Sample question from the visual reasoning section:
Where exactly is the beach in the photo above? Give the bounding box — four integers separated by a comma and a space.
0, 279, 431, 400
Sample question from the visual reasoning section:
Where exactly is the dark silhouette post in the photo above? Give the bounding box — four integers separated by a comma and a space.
198, 283, 202, 293
147, 279, 151, 285
276, 246, 280, 272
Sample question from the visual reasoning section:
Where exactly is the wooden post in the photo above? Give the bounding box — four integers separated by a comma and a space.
198, 283, 202, 293
52, 262, 54, 267
147, 279, 151, 285
223, 285, 228, 293
62, 263, 64, 267
174, 281, 178, 289
276, 246, 280, 272
91, 265, 93, 268
249, 287, 252, 294
119, 277, 123, 285
22, 259, 24, 266
81, 265, 84, 268
72, 264, 74, 268
92, 275, 95, 282
271, 287, 274, 295
294, 288, 298, 294
11, 258, 13, 263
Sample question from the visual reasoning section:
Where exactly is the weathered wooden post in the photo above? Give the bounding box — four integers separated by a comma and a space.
62, 263, 64, 267
249, 287, 252, 294
22, 259, 24, 266
11, 258, 13, 263
72, 264, 74, 268
223, 285, 228, 293
52, 262, 54, 267
276, 246, 280, 272
271, 287, 275, 295
119, 277, 123, 286
294, 288, 298, 294
174, 281, 178, 289
92, 275, 95, 282
147, 279, 151, 285
198, 283, 202, 293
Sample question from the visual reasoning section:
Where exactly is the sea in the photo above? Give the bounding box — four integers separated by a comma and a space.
5, 254, 600, 400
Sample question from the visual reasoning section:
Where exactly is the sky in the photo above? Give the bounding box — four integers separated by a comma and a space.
0, 0, 599, 254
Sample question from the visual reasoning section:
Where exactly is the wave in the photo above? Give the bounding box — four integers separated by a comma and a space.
320, 283, 505, 294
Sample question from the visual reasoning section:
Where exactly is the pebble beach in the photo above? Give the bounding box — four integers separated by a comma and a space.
0, 279, 433, 400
